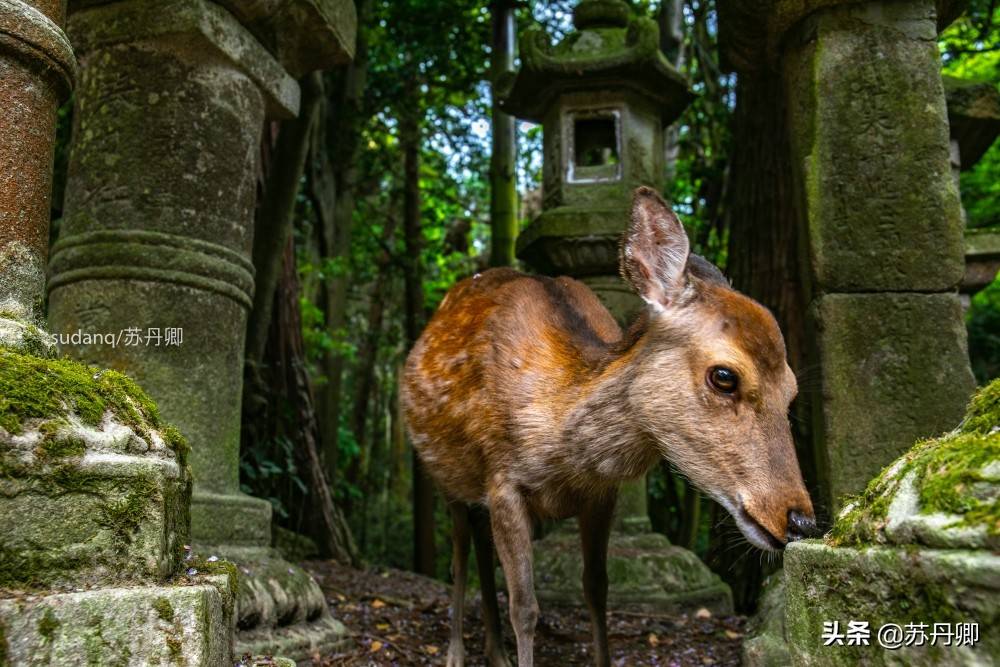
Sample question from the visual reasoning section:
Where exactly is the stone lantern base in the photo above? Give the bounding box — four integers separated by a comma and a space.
533, 519, 733, 615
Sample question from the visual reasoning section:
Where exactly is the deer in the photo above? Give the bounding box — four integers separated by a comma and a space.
401, 187, 818, 667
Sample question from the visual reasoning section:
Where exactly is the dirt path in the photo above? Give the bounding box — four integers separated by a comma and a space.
303, 561, 746, 666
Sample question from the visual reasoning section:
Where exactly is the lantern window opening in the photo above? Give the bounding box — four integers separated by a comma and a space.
567, 109, 623, 184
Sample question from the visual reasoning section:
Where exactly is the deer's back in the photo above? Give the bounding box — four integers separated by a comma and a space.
402, 268, 622, 505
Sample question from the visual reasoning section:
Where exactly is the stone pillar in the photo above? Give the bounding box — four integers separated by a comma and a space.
774, 0, 977, 512
47, 0, 354, 659
0, 0, 72, 352
0, 3, 236, 663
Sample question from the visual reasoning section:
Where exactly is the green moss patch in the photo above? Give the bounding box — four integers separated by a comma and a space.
37, 608, 58, 641
0, 348, 189, 464
830, 380, 1000, 545
153, 597, 174, 623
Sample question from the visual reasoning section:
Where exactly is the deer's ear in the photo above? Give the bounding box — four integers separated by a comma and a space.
620, 187, 690, 310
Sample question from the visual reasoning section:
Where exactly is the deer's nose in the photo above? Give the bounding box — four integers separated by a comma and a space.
786, 510, 820, 543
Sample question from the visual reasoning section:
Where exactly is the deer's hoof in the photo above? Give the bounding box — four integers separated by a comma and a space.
446, 645, 465, 667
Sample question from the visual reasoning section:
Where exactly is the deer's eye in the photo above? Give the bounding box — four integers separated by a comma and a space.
708, 367, 739, 394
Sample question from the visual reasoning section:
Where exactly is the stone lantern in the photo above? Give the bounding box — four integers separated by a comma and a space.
502, 0, 692, 318
500, 0, 732, 614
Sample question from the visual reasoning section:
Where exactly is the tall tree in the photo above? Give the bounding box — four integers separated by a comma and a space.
310, 0, 374, 486
489, 0, 519, 267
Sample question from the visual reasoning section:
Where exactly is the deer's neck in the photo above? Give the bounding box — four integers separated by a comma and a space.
558, 342, 658, 484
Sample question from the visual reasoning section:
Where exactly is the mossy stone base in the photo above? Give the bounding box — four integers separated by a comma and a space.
809, 292, 975, 511
784, 540, 999, 666
533, 522, 733, 614
0, 575, 235, 666
742, 570, 790, 667
1, 453, 189, 590
214, 546, 349, 661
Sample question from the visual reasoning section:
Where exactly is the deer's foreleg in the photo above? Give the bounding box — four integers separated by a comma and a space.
489, 485, 538, 667
580, 495, 615, 667
447, 500, 472, 667
471, 507, 511, 667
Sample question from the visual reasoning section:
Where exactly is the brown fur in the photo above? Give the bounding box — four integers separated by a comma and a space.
401, 188, 815, 667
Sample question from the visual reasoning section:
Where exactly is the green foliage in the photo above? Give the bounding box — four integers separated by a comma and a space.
940, 2, 1000, 231
969, 276, 1000, 383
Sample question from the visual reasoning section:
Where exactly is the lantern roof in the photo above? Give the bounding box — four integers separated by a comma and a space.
499, 0, 692, 124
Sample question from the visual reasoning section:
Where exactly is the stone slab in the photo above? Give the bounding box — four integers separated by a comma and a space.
1, 453, 189, 590
784, 540, 999, 666
808, 292, 975, 511
0, 575, 235, 666
783, 0, 965, 292
191, 490, 272, 547
532, 525, 733, 614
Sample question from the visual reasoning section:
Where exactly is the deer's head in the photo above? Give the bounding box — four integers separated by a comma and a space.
621, 187, 816, 550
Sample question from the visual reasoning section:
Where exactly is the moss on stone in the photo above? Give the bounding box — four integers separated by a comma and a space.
830, 379, 1000, 545
165, 634, 182, 663
185, 557, 240, 601
962, 377, 1000, 436
152, 596, 174, 623
0, 347, 190, 463
37, 434, 87, 460
96, 475, 158, 544
37, 608, 59, 641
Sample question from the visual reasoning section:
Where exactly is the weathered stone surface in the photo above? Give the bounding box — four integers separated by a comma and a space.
191, 490, 273, 548
0, 348, 191, 590
531, 521, 733, 614
50, 0, 272, 498
742, 570, 790, 667
0, 0, 76, 321
809, 292, 976, 511
0, 575, 235, 666
828, 379, 999, 550
240, 0, 357, 78
784, 540, 999, 666
783, 0, 965, 292
68, 0, 299, 118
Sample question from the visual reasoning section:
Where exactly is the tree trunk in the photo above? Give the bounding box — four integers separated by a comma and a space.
346, 216, 399, 488
716, 72, 811, 611
246, 73, 323, 365
400, 106, 437, 577
311, 0, 373, 485
271, 237, 359, 564
489, 0, 518, 267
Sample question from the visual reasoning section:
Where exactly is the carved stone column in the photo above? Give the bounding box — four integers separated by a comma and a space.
0, 2, 236, 664
717, 1, 987, 664
0, 0, 71, 351
47, 0, 355, 658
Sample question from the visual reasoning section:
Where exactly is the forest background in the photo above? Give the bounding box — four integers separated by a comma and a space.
48, 0, 1000, 612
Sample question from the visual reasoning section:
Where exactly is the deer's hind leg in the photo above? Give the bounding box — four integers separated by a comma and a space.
471, 506, 511, 667
580, 495, 615, 667
447, 500, 472, 667
489, 485, 538, 667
